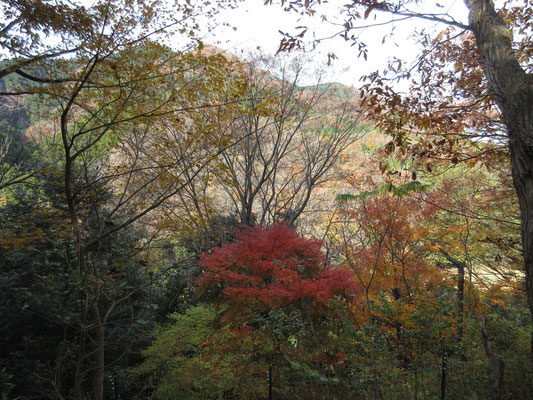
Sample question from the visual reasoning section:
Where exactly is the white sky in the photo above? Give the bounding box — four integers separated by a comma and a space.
203, 0, 470, 87
1, 0, 469, 88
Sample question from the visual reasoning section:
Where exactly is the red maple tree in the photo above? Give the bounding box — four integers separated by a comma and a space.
197, 223, 358, 322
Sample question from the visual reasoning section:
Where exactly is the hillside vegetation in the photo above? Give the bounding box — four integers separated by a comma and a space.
1, 2, 532, 399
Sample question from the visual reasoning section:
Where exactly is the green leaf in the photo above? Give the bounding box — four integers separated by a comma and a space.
336, 180, 430, 202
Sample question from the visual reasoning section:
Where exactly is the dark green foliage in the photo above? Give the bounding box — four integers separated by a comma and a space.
0, 181, 79, 398
152, 215, 242, 320
0, 169, 157, 399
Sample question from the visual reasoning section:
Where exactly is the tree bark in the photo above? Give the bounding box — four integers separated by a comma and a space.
481, 316, 506, 399
74, 330, 86, 400
466, 0, 533, 355
439, 248, 465, 344
61, 63, 107, 399
91, 303, 105, 400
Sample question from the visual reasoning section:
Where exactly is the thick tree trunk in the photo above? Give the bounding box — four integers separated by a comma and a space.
466, 0, 533, 354
509, 137, 533, 355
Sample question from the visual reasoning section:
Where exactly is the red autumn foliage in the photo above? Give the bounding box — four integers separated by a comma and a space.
197, 223, 358, 321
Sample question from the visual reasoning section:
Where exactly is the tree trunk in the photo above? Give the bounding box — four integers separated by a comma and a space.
439, 248, 465, 344
91, 303, 105, 400
466, 0, 533, 355
481, 316, 506, 399
74, 330, 86, 400
509, 137, 533, 355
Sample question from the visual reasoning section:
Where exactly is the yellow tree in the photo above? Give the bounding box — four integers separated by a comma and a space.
56, 47, 247, 400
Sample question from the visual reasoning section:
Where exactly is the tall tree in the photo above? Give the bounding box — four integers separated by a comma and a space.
53, 45, 245, 400
164, 53, 365, 233
1, 1, 248, 399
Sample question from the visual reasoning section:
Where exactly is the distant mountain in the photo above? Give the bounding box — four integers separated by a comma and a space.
300, 82, 360, 101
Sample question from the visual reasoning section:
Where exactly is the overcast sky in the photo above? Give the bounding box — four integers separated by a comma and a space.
51, 0, 470, 88
205, 0, 470, 87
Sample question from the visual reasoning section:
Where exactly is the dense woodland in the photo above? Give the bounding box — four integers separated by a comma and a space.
1, 0, 532, 399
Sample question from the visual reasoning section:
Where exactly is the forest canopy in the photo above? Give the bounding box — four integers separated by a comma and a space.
0, 0, 532, 399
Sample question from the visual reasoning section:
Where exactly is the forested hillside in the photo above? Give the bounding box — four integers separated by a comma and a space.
1, 0, 532, 399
